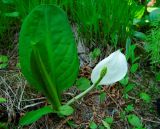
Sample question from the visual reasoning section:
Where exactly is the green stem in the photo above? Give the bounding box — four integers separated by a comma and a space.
66, 67, 107, 106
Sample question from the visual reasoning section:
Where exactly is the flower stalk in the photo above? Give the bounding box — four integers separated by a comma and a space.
66, 67, 107, 106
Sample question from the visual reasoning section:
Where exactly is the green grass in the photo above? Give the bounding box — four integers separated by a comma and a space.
72, 0, 133, 47
0, 0, 136, 49
145, 26, 160, 66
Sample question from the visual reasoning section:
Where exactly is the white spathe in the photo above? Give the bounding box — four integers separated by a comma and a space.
91, 50, 128, 85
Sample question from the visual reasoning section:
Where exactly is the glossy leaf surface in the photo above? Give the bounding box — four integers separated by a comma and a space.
19, 5, 79, 106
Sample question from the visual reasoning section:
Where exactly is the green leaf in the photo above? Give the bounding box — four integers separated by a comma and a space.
120, 111, 126, 120
16, 62, 21, 69
99, 125, 105, 129
133, 31, 146, 41
76, 77, 90, 91
0, 55, 7, 62
0, 98, 6, 103
120, 76, 129, 86
156, 72, 160, 81
130, 63, 139, 73
0, 55, 8, 69
102, 120, 111, 129
127, 114, 142, 127
104, 117, 113, 124
0, 123, 8, 129
133, 6, 145, 19
19, 5, 79, 108
125, 104, 134, 112
140, 93, 151, 103
125, 44, 136, 62
90, 48, 101, 60
124, 83, 136, 93
89, 121, 97, 129
59, 105, 74, 116
19, 106, 53, 126
123, 93, 129, 99
149, 8, 160, 22
125, 37, 131, 60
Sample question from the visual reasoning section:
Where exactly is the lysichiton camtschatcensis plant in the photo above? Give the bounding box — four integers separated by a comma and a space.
19, 4, 79, 110
19, 4, 128, 126
19, 5, 79, 126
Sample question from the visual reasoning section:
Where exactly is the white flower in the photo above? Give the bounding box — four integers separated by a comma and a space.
91, 50, 128, 85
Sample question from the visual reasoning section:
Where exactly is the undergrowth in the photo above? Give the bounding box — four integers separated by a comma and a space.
145, 26, 160, 66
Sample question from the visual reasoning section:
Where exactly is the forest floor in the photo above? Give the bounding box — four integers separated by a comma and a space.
0, 25, 160, 129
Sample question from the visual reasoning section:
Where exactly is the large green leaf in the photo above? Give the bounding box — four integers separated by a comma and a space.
19, 5, 79, 108
19, 106, 53, 126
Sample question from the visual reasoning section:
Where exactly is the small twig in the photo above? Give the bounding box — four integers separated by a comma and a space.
106, 91, 130, 129
0, 77, 16, 97
17, 82, 26, 110
128, 95, 140, 101
22, 97, 46, 102
106, 92, 123, 112
155, 117, 160, 121
21, 101, 45, 110
63, 92, 75, 97
143, 118, 160, 124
